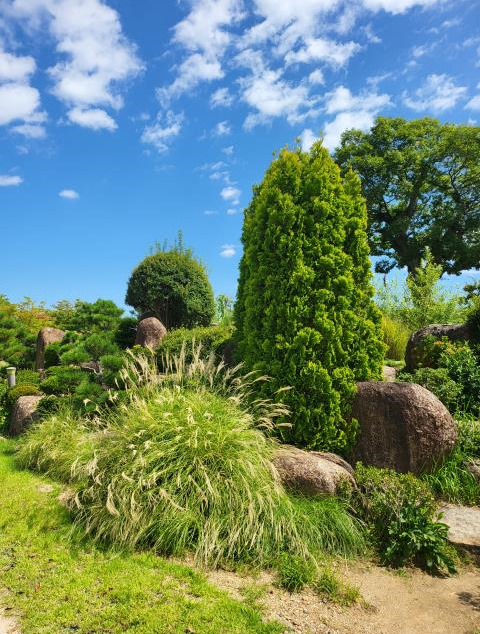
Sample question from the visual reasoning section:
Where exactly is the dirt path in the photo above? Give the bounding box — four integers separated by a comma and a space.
208, 561, 480, 634
0, 612, 18, 634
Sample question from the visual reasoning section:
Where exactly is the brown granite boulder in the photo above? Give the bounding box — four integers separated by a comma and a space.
135, 317, 167, 350
35, 327, 65, 370
9, 395, 42, 436
273, 448, 356, 496
351, 382, 457, 474
405, 323, 471, 372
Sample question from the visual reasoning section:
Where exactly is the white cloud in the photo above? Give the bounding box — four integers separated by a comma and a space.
213, 120, 231, 136
67, 107, 117, 131
323, 110, 376, 150
11, 122, 46, 138
222, 145, 234, 155
0, 174, 23, 186
285, 37, 360, 68
324, 85, 391, 114
59, 189, 79, 199
300, 128, 317, 151
465, 95, 480, 111
226, 207, 238, 215
220, 243, 236, 257
10, 0, 142, 130
204, 209, 218, 215
403, 74, 468, 112
210, 86, 233, 107
308, 69, 324, 85
0, 82, 42, 125
0, 49, 35, 82
158, 53, 223, 105
141, 110, 183, 153
361, 0, 442, 14
221, 185, 241, 204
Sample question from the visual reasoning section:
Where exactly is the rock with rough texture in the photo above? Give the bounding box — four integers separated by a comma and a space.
383, 365, 397, 382
9, 395, 42, 436
467, 459, 480, 485
273, 448, 355, 496
440, 504, 480, 548
135, 317, 167, 350
351, 381, 457, 474
35, 327, 65, 370
405, 323, 471, 372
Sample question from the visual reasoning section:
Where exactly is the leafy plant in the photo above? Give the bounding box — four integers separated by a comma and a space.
354, 464, 456, 575
157, 324, 234, 369
235, 143, 384, 452
399, 367, 462, 411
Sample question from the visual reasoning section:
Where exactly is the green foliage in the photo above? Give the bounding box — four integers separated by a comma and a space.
0, 380, 8, 430
52, 299, 123, 333
4, 383, 41, 410
399, 367, 462, 411
376, 252, 464, 331
83, 333, 118, 361
157, 325, 234, 368
275, 554, 315, 592
40, 367, 86, 395
0, 296, 39, 369
15, 369, 41, 386
126, 248, 215, 330
115, 316, 138, 349
335, 116, 480, 276
313, 568, 361, 606
381, 314, 410, 361
466, 297, 480, 343
354, 464, 456, 575
215, 294, 234, 326
235, 143, 384, 452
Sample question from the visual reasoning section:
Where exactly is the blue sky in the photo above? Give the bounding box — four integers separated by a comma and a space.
0, 0, 479, 310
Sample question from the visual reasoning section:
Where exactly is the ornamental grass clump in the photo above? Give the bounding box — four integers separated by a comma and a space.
70, 348, 364, 567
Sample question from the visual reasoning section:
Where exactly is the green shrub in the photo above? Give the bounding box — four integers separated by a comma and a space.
40, 367, 86, 395
381, 314, 410, 361
83, 333, 119, 361
157, 325, 234, 369
15, 369, 41, 386
234, 143, 384, 452
125, 249, 215, 330
441, 344, 480, 414
52, 299, 123, 333
44, 341, 63, 368
5, 384, 41, 410
466, 296, 480, 343
275, 553, 315, 592
354, 464, 456, 575
399, 367, 462, 411
115, 317, 138, 349
73, 379, 110, 413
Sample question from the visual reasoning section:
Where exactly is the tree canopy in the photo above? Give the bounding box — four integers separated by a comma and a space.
335, 117, 480, 276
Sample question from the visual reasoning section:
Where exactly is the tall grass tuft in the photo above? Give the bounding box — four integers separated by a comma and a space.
69, 348, 365, 566
381, 314, 410, 361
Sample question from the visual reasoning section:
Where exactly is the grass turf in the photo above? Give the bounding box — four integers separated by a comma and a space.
0, 438, 282, 634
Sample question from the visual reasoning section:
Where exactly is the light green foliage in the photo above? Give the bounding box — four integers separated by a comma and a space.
0, 442, 284, 634
381, 314, 410, 361
40, 367, 86, 395
376, 252, 464, 331
126, 241, 215, 329
15, 369, 41, 385
354, 464, 456, 575
399, 367, 462, 411
235, 143, 384, 452
216, 294, 234, 326
157, 324, 234, 368
4, 383, 41, 410
313, 568, 360, 606
275, 553, 315, 592
335, 117, 480, 277
0, 295, 45, 369
51, 298, 124, 333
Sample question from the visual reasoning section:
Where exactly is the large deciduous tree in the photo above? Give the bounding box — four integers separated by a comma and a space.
335, 117, 480, 276
234, 143, 384, 453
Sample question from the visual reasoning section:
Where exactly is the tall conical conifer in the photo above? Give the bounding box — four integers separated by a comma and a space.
235, 143, 384, 452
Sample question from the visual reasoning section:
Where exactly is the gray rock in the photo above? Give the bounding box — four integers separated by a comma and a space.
9, 395, 42, 436
440, 504, 480, 548
405, 323, 470, 372
350, 381, 457, 474
383, 365, 397, 382
467, 459, 480, 485
273, 448, 355, 496
35, 327, 65, 370
135, 317, 167, 350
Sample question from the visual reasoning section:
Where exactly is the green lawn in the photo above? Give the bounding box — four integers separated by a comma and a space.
0, 438, 282, 634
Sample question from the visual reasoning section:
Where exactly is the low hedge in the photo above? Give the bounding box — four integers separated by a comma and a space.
156, 325, 234, 369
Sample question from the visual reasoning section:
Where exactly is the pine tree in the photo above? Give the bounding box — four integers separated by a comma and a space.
235, 143, 384, 452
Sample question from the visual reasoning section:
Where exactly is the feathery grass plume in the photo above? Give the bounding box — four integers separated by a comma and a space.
16, 405, 98, 485
71, 347, 364, 567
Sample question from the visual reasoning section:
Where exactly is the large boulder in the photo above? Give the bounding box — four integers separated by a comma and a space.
273, 448, 355, 496
351, 382, 457, 474
9, 395, 42, 436
135, 317, 167, 350
35, 327, 65, 370
405, 323, 471, 372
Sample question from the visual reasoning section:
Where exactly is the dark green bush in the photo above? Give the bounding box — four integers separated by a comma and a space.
466, 297, 480, 343
83, 333, 119, 361
100, 353, 125, 388
5, 383, 42, 410
354, 464, 456, 575
52, 299, 123, 333
41, 367, 86, 395
157, 325, 234, 369
44, 342, 62, 368
115, 317, 138, 349
234, 143, 384, 452
16, 369, 41, 386
126, 251, 215, 330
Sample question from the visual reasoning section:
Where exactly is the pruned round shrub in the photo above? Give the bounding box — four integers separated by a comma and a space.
5, 383, 41, 409
157, 325, 234, 369
40, 367, 86, 395
125, 251, 215, 330
234, 143, 384, 452
16, 369, 41, 386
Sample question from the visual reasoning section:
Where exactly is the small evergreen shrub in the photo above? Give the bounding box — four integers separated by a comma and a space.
115, 317, 138, 349
5, 383, 41, 410
126, 250, 215, 329
157, 325, 234, 369
40, 367, 86, 395
354, 464, 456, 575
399, 367, 462, 411
15, 369, 41, 386
235, 143, 384, 452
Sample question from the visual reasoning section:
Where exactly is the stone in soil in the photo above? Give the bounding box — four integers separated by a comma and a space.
440, 504, 480, 548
